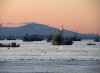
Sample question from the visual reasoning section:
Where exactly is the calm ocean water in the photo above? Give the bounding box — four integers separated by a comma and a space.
0, 40, 100, 73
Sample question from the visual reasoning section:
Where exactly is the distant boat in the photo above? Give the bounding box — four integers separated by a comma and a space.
7, 36, 16, 40
71, 32, 81, 41
23, 34, 34, 42
0, 42, 20, 47
52, 26, 73, 45
94, 34, 100, 42
46, 34, 52, 42
23, 33, 43, 42
0, 34, 5, 40
87, 42, 96, 45
0, 37, 4, 40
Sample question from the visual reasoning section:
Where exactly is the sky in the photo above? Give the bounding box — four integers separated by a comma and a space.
0, 0, 100, 34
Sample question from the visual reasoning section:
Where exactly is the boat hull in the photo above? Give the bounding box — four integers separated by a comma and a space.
52, 40, 73, 45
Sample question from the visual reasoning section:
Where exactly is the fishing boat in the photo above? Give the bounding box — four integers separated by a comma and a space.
0, 42, 20, 47
0, 37, 4, 40
23, 33, 43, 42
23, 34, 34, 42
7, 36, 16, 40
71, 32, 81, 41
52, 26, 73, 45
94, 34, 100, 42
87, 42, 96, 45
46, 34, 52, 42
0, 35, 5, 40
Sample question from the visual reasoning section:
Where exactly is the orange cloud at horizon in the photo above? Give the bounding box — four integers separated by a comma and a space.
0, 0, 100, 34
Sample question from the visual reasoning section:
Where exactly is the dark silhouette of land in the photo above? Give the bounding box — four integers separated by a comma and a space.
0, 23, 98, 40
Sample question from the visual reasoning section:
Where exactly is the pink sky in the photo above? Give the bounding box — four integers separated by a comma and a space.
0, 0, 100, 34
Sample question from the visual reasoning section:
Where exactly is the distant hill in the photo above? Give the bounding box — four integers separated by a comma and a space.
0, 23, 55, 37
0, 23, 96, 39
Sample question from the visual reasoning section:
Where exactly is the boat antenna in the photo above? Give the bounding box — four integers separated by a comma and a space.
60, 26, 64, 36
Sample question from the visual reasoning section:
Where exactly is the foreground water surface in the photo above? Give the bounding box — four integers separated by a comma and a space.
0, 40, 100, 73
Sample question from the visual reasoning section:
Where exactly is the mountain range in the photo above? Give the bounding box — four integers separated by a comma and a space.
0, 23, 96, 39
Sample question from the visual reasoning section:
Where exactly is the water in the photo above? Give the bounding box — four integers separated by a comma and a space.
0, 40, 100, 73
